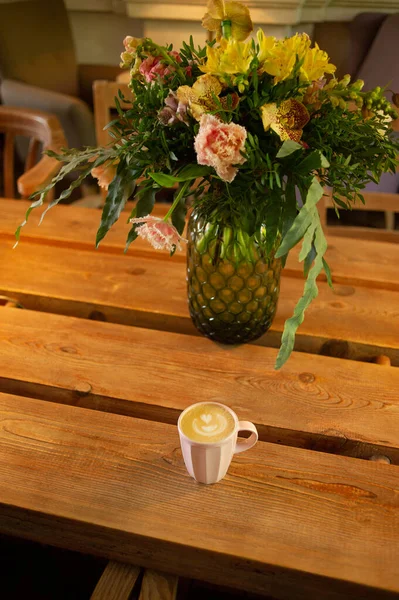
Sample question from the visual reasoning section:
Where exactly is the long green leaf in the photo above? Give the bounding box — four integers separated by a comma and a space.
298, 213, 317, 261
124, 188, 156, 253
322, 257, 333, 288
275, 218, 328, 369
14, 148, 112, 245
96, 172, 135, 247
304, 243, 317, 277
276, 177, 324, 258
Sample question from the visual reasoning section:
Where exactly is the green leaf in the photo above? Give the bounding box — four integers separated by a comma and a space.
149, 165, 211, 187
39, 161, 97, 225
14, 148, 112, 245
298, 216, 317, 262
124, 225, 139, 253
304, 243, 317, 277
96, 172, 134, 247
149, 173, 178, 187
264, 193, 282, 255
136, 187, 157, 217
295, 150, 329, 175
276, 140, 303, 158
171, 191, 187, 236
178, 164, 212, 179
322, 257, 333, 288
320, 153, 330, 168
124, 188, 156, 253
276, 177, 324, 258
275, 218, 328, 369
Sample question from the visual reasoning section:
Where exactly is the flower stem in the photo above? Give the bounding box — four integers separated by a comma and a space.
164, 180, 190, 221
221, 19, 232, 40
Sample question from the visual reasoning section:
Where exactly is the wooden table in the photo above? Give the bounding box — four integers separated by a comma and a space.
0, 198, 398, 600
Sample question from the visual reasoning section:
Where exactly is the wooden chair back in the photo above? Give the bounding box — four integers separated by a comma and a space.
0, 106, 67, 199
93, 80, 133, 148
319, 116, 399, 242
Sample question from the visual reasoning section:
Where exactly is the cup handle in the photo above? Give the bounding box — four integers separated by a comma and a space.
234, 421, 258, 454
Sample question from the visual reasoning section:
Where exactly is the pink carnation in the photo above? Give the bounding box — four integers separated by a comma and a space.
130, 215, 187, 252
194, 114, 247, 183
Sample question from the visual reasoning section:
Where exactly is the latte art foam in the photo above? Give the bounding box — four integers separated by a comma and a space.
180, 403, 235, 443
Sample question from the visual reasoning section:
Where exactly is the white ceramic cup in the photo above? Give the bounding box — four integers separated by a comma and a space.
177, 402, 258, 484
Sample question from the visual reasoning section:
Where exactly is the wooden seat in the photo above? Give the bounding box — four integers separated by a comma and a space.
0, 106, 67, 199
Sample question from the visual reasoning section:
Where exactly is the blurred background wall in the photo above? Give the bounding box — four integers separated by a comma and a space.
64, 0, 399, 64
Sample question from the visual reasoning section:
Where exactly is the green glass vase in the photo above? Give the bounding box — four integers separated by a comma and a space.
187, 208, 282, 344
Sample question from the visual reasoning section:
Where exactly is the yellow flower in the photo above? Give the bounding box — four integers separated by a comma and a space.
177, 74, 238, 121
256, 29, 276, 65
202, 0, 253, 41
200, 38, 253, 87
259, 33, 311, 84
257, 32, 335, 84
261, 99, 309, 142
300, 44, 336, 82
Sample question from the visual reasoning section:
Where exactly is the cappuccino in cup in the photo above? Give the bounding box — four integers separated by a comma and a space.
178, 402, 258, 484
179, 402, 236, 443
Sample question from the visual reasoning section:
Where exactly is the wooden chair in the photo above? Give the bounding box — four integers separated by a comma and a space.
319, 117, 399, 242
0, 106, 67, 199
88, 80, 134, 206
93, 80, 133, 149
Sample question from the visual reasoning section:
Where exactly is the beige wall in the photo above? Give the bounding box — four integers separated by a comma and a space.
69, 11, 143, 65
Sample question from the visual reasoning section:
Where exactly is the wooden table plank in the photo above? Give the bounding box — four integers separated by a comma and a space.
0, 392, 398, 600
1, 240, 398, 364
2, 199, 399, 290
1, 309, 398, 463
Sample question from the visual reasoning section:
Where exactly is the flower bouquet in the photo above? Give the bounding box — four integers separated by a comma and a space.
16, 0, 399, 368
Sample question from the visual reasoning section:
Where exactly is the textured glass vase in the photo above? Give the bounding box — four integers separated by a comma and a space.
187, 208, 282, 344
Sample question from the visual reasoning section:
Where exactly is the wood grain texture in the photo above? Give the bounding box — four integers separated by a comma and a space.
0, 392, 398, 600
2, 199, 399, 290
1, 309, 398, 463
91, 561, 141, 600
139, 570, 178, 600
1, 239, 398, 365
324, 225, 399, 244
